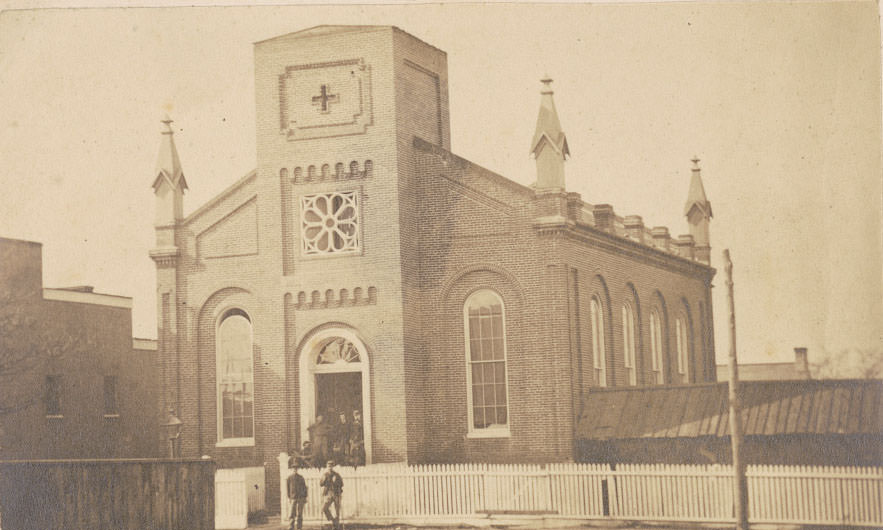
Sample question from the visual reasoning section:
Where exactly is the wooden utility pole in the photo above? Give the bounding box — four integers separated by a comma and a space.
724, 249, 749, 530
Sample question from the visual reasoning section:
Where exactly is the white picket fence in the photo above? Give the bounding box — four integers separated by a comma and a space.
216, 469, 248, 530
275, 454, 883, 527
215, 466, 267, 530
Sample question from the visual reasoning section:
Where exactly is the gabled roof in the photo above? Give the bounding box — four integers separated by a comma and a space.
577, 379, 882, 440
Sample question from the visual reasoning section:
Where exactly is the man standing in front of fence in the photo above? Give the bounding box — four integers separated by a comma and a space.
287, 459, 308, 530
320, 460, 344, 530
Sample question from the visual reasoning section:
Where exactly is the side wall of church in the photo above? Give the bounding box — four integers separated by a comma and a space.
408, 143, 574, 463
559, 235, 716, 398
404, 142, 716, 464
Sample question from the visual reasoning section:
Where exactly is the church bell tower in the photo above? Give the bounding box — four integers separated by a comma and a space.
252, 25, 452, 463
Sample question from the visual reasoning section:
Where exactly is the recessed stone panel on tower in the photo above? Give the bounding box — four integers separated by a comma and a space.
279, 58, 373, 140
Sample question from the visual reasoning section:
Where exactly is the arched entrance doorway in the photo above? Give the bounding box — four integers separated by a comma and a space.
298, 328, 372, 465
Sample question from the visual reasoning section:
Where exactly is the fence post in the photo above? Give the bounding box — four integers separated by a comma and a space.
277, 452, 289, 525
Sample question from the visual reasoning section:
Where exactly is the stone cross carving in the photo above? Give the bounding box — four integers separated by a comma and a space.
311, 84, 339, 112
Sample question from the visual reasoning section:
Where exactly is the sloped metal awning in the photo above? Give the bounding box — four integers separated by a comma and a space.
577, 379, 883, 440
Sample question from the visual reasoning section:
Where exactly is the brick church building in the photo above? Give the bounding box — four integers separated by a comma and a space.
150, 25, 715, 501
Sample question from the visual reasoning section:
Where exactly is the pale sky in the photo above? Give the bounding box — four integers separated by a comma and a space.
1, 3, 881, 366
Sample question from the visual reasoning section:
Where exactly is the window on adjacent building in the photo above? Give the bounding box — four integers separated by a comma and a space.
650, 309, 664, 384
300, 191, 361, 255
103, 375, 119, 416
45, 375, 62, 416
217, 308, 254, 442
590, 297, 607, 387
676, 316, 690, 383
622, 304, 637, 386
465, 290, 509, 436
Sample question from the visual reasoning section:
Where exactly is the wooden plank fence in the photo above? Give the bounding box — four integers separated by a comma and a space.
276, 454, 883, 527
0, 459, 215, 530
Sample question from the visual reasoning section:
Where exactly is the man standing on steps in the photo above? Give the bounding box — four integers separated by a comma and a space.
287, 460, 308, 530
320, 460, 344, 529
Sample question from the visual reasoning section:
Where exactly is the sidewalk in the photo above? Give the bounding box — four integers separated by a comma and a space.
246, 518, 848, 530
244, 516, 744, 530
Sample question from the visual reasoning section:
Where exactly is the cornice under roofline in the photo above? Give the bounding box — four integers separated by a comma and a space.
181, 170, 257, 226
43, 288, 133, 309
534, 219, 716, 280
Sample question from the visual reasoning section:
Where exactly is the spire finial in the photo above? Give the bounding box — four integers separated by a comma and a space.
691, 156, 701, 171
540, 76, 553, 94
153, 114, 186, 192
161, 115, 174, 135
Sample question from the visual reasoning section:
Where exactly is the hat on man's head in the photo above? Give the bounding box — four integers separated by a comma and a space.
326, 460, 335, 467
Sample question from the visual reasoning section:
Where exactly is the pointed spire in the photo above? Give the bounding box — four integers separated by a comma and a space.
530, 78, 570, 160
152, 115, 187, 226
683, 156, 711, 217
684, 156, 712, 264
152, 115, 187, 192
531, 78, 570, 191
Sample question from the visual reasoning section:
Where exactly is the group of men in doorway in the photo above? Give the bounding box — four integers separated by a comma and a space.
287, 459, 344, 530
298, 409, 365, 468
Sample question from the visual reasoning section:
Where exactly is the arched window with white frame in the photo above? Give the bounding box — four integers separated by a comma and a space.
464, 289, 510, 437
676, 315, 690, 383
217, 308, 255, 444
650, 308, 664, 384
590, 296, 607, 387
622, 303, 637, 386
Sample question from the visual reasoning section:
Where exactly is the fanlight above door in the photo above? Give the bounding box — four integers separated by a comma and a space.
316, 337, 361, 365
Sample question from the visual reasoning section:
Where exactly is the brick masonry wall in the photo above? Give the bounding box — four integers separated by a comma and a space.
393, 28, 451, 464
407, 143, 716, 464
153, 25, 716, 511
158, 27, 431, 511
1, 238, 162, 459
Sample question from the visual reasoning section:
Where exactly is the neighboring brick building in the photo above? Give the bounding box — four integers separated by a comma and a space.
150, 25, 715, 506
0, 237, 162, 459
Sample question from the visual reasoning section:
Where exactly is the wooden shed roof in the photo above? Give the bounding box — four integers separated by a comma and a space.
576, 379, 882, 440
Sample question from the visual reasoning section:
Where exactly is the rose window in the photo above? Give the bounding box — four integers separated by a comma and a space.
300, 191, 361, 255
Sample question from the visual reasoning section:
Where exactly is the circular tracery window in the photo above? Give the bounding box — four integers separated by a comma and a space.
316, 337, 361, 365
300, 191, 361, 255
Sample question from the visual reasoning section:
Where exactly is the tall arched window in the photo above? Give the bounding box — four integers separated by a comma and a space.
676, 315, 690, 383
217, 308, 254, 443
622, 303, 637, 386
590, 296, 607, 387
650, 309, 664, 384
465, 290, 509, 436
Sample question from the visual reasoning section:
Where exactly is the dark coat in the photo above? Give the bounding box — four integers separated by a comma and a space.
287, 472, 308, 500
320, 469, 343, 496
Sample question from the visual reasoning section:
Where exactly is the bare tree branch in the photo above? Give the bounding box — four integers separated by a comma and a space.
0, 281, 96, 416
810, 347, 883, 379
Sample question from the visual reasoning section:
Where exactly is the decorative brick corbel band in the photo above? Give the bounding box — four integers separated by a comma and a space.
294, 286, 377, 310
